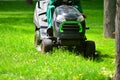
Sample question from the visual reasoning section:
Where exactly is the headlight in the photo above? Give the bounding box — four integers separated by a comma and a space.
56, 15, 66, 22
77, 15, 84, 22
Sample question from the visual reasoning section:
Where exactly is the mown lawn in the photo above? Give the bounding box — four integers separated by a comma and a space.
0, 0, 115, 80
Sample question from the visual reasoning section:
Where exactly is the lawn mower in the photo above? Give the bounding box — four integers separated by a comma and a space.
33, 1, 96, 57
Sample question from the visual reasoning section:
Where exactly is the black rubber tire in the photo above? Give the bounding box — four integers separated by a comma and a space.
40, 39, 53, 53
34, 30, 41, 46
84, 41, 95, 58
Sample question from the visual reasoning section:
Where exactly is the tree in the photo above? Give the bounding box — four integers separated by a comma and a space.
114, 0, 120, 79
104, 0, 116, 38
26, 0, 33, 5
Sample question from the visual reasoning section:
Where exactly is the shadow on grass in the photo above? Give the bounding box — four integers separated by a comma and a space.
82, 0, 103, 11
0, 17, 34, 34
60, 48, 114, 62
0, 0, 103, 12
91, 50, 114, 62
0, 1, 36, 12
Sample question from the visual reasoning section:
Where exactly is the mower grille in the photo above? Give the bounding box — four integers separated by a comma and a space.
62, 23, 80, 32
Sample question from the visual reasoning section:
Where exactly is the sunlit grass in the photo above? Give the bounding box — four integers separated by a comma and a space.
0, 0, 115, 80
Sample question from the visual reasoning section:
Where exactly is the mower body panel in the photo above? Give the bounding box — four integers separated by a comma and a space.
33, 1, 48, 29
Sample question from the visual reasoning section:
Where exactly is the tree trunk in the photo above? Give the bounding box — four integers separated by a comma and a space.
104, 0, 116, 38
114, 0, 120, 80
26, 0, 33, 5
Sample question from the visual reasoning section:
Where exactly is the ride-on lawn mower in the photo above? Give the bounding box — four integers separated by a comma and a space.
34, 1, 96, 57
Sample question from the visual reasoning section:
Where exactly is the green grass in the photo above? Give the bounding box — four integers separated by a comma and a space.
0, 0, 115, 80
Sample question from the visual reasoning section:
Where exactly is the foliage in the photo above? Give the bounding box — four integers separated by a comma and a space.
0, 0, 115, 80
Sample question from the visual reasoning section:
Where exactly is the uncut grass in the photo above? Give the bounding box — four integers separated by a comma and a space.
0, 0, 115, 80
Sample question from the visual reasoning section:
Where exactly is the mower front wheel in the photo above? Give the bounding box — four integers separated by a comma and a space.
40, 39, 53, 53
84, 41, 95, 58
